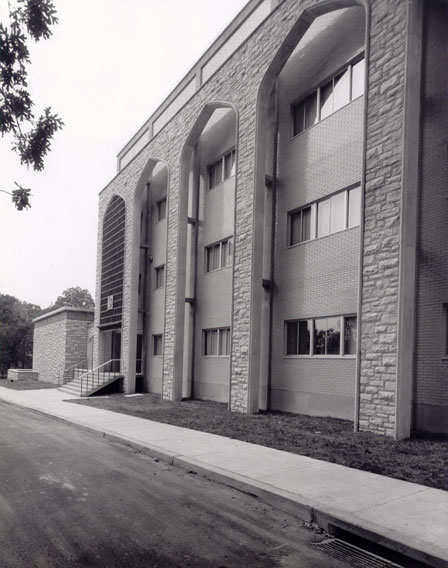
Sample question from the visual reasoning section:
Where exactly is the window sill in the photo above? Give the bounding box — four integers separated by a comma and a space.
283, 355, 356, 359
205, 265, 232, 275
287, 224, 359, 249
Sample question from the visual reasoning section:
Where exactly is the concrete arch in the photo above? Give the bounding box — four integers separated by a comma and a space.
248, 0, 370, 415
170, 101, 239, 403
122, 157, 170, 394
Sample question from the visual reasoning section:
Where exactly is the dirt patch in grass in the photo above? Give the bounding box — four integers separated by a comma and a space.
69, 393, 448, 491
0, 378, 57, 390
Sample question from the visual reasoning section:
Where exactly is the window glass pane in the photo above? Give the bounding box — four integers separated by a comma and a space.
344, 316, 357, 355
351, 58, 365, 99
210, 330, 218, 355
317, 198, 330, 237
224, 152, 232, 179
304, 92, 317, 129
289, 211, 301, 245
153, 335, 162, 356
298, 320, 310, 355
206, 247, 212, 272
330, 191, 345, 233
348, 185, 361, 228
286, 321, 298, 355
213, 244, 220, 270
445, 305, 448, 357
219, 328, 230, 355
155, 266, 164, 288
293, 101, 305, 135
320, 81, 333, 119
333, 68, 350, 111
230, 150, 236, 176
157, 198, 166, 221
314, 318, 327, 355
221, 241, 227, 268
326, 317, 341, 355
207, 167, 213, 190
214, 159, 223, 186
301, 207, 311, 242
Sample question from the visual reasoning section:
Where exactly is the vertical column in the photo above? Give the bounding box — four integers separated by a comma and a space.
395, 0, 423, 440
358, 0, 410, 437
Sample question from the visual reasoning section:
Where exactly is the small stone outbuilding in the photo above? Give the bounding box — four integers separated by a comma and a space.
33, 307, 94, 384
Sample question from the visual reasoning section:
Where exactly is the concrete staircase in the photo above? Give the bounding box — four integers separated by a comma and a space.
58, 359, 123, 397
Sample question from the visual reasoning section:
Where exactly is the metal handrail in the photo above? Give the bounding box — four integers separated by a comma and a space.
58, 359, 89, 386
79, 359, 122, 396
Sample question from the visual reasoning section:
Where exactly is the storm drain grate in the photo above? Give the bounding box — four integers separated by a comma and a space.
311, 538, 405, 568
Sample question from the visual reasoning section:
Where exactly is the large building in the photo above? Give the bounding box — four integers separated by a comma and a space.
93, 0, 448, 439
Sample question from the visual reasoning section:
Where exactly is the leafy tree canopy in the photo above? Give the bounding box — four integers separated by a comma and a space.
53, 287, 95, 310
0, 0, 63, 210
0, 293, 41, 376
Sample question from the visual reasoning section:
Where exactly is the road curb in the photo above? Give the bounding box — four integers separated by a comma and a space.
1, 397, 446, 568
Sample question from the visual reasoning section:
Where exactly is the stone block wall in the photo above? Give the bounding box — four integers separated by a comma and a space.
358, 0, 408, 437
33, 308, 94, 383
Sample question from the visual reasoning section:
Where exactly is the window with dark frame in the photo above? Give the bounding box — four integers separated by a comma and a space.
288, 185, 361, 246
289, 206, 311, 246
205, 237, 233, 272
286, 316, 356, 356
292, 56, 365, 136
444, 304, 448, 358
207, 148, 236, 190
154, 265, 165, 289
153, 334, 163, 356
157, 198, 167, 222
203, 328, 231, 356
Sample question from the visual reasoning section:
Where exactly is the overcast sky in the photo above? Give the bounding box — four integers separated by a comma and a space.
0, 0, 248, 308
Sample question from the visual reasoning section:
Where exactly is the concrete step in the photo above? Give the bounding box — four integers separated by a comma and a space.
59, 374, 123, 397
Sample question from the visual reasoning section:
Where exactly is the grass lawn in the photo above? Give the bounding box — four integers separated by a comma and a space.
0, 378, 57, 390
69, 393, 448, 491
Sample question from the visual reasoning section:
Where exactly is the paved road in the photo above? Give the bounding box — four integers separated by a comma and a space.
0, 402, 353, 568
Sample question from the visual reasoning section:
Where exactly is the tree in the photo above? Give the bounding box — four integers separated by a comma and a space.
0, 0, 63, 210
53, 287, 95, 310
0, 294, 41, 376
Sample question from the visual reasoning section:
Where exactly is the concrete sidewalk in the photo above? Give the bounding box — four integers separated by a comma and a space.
0, 386, 446, 568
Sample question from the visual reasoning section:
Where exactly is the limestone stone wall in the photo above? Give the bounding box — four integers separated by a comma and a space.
33, 312, 67, 383
358, 0, 408, 437
33, 308, 94, 384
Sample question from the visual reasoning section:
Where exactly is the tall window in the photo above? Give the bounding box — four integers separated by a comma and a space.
293, 57, 365, 136
288, 185, 361, 246
286, 316, 356, 356
203, 328, 231, 356
153, 334, 163, 356
205, 237, 232, 272
154, 265, 165, 289
289, 206, 311, 245
157, 198, 167, 222
100, 195, 125, 326
207, 148, 236, 190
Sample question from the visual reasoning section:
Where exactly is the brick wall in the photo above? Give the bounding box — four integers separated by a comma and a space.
414, 0, 448, 434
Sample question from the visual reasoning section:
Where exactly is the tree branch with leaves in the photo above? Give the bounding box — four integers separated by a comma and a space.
0, 0, 63, 210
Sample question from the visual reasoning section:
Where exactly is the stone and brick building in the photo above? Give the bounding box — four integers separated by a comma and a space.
93, 0, 448, 438
33, 307, 94, 384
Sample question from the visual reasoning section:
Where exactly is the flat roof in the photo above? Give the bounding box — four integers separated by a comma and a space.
33, 306, 94, 323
